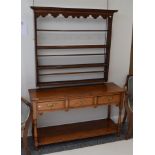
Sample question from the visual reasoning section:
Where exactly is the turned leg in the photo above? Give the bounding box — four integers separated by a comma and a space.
117, 105, 122, 136
32, 101, 39, 150
122, 110, 127, 124
107, 105, 111, 119
33, 119, 39, 150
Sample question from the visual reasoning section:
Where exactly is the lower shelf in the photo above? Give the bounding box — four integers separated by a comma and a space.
37, 118, 118, 146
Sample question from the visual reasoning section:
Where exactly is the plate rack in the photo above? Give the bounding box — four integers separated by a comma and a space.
31, 7, 118, 87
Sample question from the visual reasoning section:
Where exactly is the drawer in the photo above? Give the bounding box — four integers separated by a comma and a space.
37, 100, 65, 111
69, 97, 93, 108
97, 95, 120, 105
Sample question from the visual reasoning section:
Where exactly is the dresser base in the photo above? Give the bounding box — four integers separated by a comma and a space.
37, 118, 117, 146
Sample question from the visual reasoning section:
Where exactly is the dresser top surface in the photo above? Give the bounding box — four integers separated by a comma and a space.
29, 83, 124, 101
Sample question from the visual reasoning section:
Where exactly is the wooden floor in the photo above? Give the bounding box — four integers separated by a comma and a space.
38, 118, 117, 145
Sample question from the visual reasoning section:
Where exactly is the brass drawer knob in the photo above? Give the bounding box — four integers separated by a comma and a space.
80, 100, 84, 105
47, 103, 54, 107
108, 96, 113, 101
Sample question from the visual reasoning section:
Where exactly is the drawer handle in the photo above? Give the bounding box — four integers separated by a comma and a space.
47, 103, 55, 107
108, 96, 113, 101
80, 100, 84, 105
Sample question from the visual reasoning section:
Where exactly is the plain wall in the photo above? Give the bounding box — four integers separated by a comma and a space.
21, 0, 132, 132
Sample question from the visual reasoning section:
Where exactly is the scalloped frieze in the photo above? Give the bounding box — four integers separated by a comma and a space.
36, 13, 111, 19
32, 7, 117, 19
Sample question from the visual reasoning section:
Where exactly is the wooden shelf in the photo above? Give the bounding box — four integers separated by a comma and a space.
38, 119, 117, 145
37, 29, 108, 32
37, 45, 107, 49
37, 63, 107, 70
38, 78, 105, 87
39, 70, 104, 76
37, 53, 106, 57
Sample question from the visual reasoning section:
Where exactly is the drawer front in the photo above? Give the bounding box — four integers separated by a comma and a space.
69, 97, 93, 108
98, 95, 120, 105
37, 100, 65, 111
